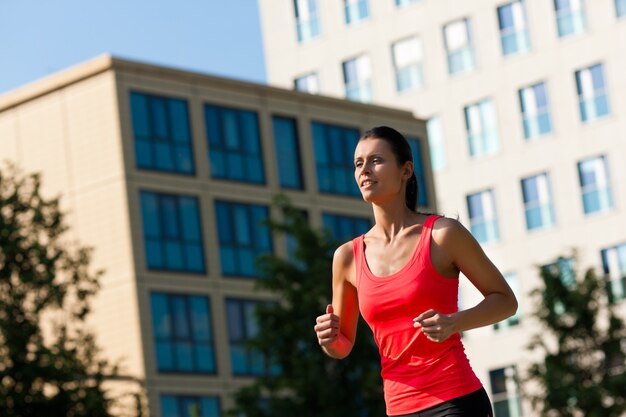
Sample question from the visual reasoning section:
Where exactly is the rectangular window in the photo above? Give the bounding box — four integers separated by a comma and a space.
215, 201, 273, 278
521, 173, 556, 230
272, 116, 304, 190
444, 18, 475, 75
294, 72, 320, 94
140, 191, 205, 273
542, 258, 575, 315
578, 155, 613, 214
601, 243, 626, 302
542, 258, 576, 287
575, 63, 610, 122
130, 92, 195, 175
322, 213, 371, 242
467, 189, 500, 244
426, 117, 447, 171
345, 0, 369, 25
294, 0, 321, 42
342, 55, 373, 103
489, 366, 523, 417
406, 136, 429, 207
150, 292, 215, 374
617, 0, 626, 17
225, 298, 278, 376
392, 37, 424, 92
555, 0, 586, 37
494, 273, 521, 330
161, 395, 221, 417
396, 0, 419, 6
204, 104, 265, 184
464, 99, 500, 157
311, 121, 361, 196
498, 1, 531, 56
519, 82, 553, 140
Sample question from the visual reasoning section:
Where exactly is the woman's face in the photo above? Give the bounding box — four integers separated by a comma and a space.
354, 138, 412, 205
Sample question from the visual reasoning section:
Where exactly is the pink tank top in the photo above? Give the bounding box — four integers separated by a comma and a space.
353, 215, 482, 416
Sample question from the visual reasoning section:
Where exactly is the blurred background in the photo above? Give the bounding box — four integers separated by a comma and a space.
1, 1, 625, 416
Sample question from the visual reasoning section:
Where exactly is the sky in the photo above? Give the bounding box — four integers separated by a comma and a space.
0, 0, 267, 94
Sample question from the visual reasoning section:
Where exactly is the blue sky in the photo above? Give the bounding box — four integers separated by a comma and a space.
0, 0, 267, 94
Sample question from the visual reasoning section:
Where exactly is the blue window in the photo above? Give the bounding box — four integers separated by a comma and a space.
161, 395, 221, 417
322, 213, 371, 242
498, 1, 531, 56
204, 104, 265, 184
140, 191, 205, 273
294, 72, 320, 94
426, 117, 447, 171
494, 273, 521, 330
601, 243, 626, 302
444, 18, 475, 75
464, 99, 500, 157
342, 55, 373, 103
396, 0, 419, 6
294, 0, 321, 42
406, 136, 429, 207
345, 0, 370, 25
392, 37, 424, 92
519, 82, 552, 140
150, 292, 215, 374
575, 63, 610, 122
542, 258, 576, 292
225, 298, 279, 376
467, 189, 500, 244
490, 366, 523, 417
578, 155, 613, 215
273, 116, 304, 190
215, 201, 273, 278
617, 0, 626, 17
311, 121, 361, 196
130, 92, 194, 174
555, 0, 586, 37
521, 173, 556, 230
285, 209, 309, 265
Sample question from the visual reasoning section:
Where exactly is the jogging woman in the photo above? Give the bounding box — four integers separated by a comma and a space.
314, 126, 517, 417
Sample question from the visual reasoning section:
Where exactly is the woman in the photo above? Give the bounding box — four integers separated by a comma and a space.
313, 126, 517, 417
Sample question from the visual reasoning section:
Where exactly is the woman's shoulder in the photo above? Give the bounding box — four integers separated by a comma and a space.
333, 240, 356, 267
430, 215, 473, 248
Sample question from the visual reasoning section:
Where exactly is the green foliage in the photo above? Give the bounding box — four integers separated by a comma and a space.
228, 195, 385, 417
0, 164, 120, 417
526, 255, 626, 417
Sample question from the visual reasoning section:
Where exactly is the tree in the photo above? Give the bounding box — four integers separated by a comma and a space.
525, 254, 626, 417
0, 164, 122, 417
228, 195, 385, 417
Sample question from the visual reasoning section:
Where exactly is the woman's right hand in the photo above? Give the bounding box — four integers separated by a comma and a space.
314, 304, 340, 347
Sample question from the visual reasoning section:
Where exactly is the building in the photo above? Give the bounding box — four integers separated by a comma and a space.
0, 55, 435, 416
258, 0, 626, 415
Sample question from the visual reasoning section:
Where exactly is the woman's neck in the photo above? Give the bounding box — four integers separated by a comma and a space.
371, 199, 418, 243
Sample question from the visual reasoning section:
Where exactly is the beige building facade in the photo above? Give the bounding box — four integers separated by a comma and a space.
0, 55, 435, 416
259, 0, 626, 415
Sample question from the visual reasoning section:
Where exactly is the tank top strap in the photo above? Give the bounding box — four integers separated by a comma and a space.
352, 235, 365, 290
417, 215, 443, 264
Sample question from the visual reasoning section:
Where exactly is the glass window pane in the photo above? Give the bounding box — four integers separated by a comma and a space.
175, 342, 194, 371
169, 99, 190, 143
190, 296, 210, 341
160, 396, 178, 417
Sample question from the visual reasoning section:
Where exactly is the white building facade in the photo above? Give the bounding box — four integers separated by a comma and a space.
259, 1, 626, 415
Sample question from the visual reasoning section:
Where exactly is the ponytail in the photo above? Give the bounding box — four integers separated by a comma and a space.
405, 173, 418, 212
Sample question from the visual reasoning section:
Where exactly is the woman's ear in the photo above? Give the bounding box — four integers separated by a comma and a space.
403, 161, 414, 180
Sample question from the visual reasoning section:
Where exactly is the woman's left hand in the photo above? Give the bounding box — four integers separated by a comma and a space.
413, 309, 458, 342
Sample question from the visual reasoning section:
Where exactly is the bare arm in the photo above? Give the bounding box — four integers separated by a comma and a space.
314, 242, 360, 359
415, 218, 518, 341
